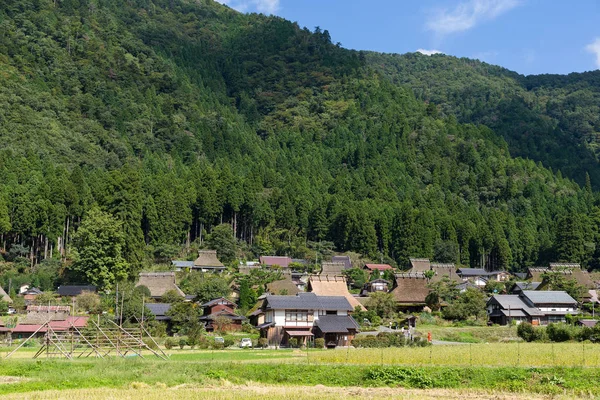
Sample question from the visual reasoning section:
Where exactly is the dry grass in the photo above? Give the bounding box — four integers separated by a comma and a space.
0, 383, 586, 400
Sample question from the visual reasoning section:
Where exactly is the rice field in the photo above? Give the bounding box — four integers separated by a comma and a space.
309, 343, 597, 368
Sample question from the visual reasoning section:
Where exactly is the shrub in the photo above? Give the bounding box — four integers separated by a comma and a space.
164, 338, 175, 350
289, 338, 298, 348
517, 322, 536, 342
187, 335, 198, 349
224, 337, 234, 348
241, 321, 256, 333
258, 338, 268, 348
144, 338, 159, 350
546, 323, 572, 342
178, 338, 187, 349
314, 338, 325, 348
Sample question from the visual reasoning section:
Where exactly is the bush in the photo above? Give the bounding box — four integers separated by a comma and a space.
517, 322, 537, 342
288, 338, 298, 348
314, 338, 325, 348
164, 338, 175, 350
178, 338, 187, 349
187, 335, 198, 349
241, 321, 257, 333
144, 338, 159, 350
224, 337, 234, 348
546, 323, 572, 342
258, 338, 268, 348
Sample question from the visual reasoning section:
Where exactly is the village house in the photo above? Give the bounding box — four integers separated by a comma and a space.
199, 297, 245, 332
1, 305, 88, 339
259, 256, 293, 269
511, 282, 541, 294
266, 274, 301, 296
408, 258, 460, 283
456, 268, 510, 286
0, 286, 12, 304
320, 262, 346, 276
363, 264, 393, 276
20, 287, 43, 305
360, 279, 390, 296
331, 255, 352, 270
136, 272, 185, 300
388, 273, 430, 312
487, 291, 578, 325
308, 275, 366, 311
257, 292, 358, 348
172, 250, 226, 273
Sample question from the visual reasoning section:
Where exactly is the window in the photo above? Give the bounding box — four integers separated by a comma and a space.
326, 310, 337, 315
285, 310, 313, 322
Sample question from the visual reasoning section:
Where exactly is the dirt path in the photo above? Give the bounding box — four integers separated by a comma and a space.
0, 382, 585, 400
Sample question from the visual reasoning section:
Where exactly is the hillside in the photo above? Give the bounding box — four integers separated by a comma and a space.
0, 0, 598, 291
367, 52, 600, 187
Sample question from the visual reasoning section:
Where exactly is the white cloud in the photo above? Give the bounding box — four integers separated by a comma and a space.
416, 49, 444, 56
585, 38, 600, 68
216, 0, 280, 14
426, 0, 520, 35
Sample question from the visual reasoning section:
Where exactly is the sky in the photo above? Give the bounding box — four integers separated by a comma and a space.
216, 0, 600, 76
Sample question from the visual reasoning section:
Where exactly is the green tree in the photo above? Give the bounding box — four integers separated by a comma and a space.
70, 207, 130, 290
366, 292, 396, 319
180, 273, 231, 304
206, 224, 237, 264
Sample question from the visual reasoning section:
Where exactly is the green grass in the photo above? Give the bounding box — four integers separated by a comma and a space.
1, 343, 600, 397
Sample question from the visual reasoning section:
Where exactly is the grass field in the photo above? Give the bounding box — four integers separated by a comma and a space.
1, 343, 600, 398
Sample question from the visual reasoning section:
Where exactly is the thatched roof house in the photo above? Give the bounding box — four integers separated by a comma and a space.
320, 262, 346, 276
137, 272, 185, 299
308, 275, 366, 311
266, 275, 300, 296
0, 286, 12, 303
389, 274, 430, 307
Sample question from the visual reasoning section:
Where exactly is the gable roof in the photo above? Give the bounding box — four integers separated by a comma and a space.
308, 275, 366, 311
521, 290, 578, 305
264, 292, 353, 312
57, 285, 96, 296
331, 256, 352, 270
260, 256, 292, 268
529, 268, 595, 289
200, 297, 236, 308
194, 250, 225, 268
550, 263, 580, 269
389, 275, 429, 304
488, 295, 545, 317
0, 286, 12, 303
266, 275, 300, 295
457, 268, 489, 276
320, 262, 346, 276
314, 315, 360, 333
364, 264, 393, 271
513, 282, 541, 292
172, 260, 194, 268
137, 272, 185, 298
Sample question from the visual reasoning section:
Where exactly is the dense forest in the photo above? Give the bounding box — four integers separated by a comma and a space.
0, 0, 600, 291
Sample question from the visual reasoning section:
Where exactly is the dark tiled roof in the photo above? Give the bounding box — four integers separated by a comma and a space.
522, 291, 577, 304
315, 315, 359, 333
265, 292, 353, 311
146, 303, 171, 317
513, 282, 541, 292
457, 268, 488, 276
57, 285, 96, 296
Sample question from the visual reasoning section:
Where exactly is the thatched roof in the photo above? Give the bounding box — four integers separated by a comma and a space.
137, 272, 185, 298
529, 267, 595, 289
308, 275, 366, 311
22, 305, 70, 324
389, 276, 430, 304
409, 258, 431, 272
321, 262, 346, 276
266, 276, 300, 296
194, 250, 224, 268
0, 286, 12, 303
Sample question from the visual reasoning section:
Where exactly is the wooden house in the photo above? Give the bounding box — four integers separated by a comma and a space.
389, 274, 430, 311
258, 292, 358, 347
320, 262, 346, 276
199, 297, 245, 332
487, 291, 578, 325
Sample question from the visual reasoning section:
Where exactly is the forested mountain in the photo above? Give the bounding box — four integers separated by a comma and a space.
0, 0, 599, 291
368, 52, 600, 187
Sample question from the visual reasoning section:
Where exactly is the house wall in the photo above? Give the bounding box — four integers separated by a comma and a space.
536, 305, 576, 312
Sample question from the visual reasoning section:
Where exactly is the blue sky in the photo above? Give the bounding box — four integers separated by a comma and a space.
216, 0, 600, 76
